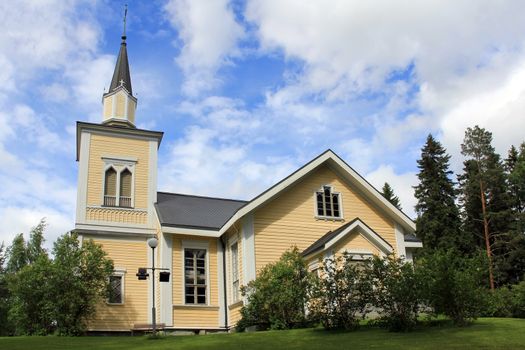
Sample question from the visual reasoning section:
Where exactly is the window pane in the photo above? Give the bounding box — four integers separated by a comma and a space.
120, 169, 132, 197
185, 295, 194, 304
108, 275, 122, 304
185, 250, 193, 259
104, 168, 117, 197
197, 295, 206, 304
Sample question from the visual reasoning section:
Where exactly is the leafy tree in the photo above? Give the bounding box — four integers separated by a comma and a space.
8, 255, 55, 335
363, 255, 424, 332
238, 248, 311, 330
6, 234, 28, 274
308, 252, 374, 330
27, 219, 47, 264
414, 134, 464, 252
381, 182, 402, 210
51, 232, 114, 335
459, 126, 512, 289
418, 250, 487, 326
0, 242, 11, 335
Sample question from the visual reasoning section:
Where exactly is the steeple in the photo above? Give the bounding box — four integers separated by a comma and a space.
102, 5, 137, 128
109, 6, 132, 95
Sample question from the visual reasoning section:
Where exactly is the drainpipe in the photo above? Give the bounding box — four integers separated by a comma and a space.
220, 236, 229, 330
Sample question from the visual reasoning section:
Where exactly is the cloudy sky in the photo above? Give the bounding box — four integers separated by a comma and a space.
1, 0, 525, 248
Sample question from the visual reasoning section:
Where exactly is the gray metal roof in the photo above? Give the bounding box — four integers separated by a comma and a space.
155, 192, 247, 231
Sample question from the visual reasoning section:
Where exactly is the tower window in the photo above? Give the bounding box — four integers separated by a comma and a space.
102, 164, 134, 208
104, 167, 117, 206
315, 186, 342, 219
119, 169, 132, 208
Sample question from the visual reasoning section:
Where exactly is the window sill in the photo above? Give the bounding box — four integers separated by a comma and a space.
101, 205, 135, 210
173, 305, 220, 311
106, 302, 125, 306
315, 216, 344, 222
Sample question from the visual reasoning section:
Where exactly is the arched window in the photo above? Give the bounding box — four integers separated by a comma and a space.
315, 185, 341, 218
104, 167, 117, 206
119, 168, 132, 207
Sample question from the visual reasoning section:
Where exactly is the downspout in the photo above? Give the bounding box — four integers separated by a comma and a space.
220, 236, 229, 330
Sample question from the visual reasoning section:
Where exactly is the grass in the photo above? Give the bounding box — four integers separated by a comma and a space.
1, 318, 524, 350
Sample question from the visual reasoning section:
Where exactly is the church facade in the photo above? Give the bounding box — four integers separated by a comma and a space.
75, 33, 422, 332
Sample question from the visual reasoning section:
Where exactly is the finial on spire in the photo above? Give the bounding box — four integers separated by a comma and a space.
122, 4, 128, 41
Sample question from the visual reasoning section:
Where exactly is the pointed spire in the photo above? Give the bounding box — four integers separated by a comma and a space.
109, 5, 132, 95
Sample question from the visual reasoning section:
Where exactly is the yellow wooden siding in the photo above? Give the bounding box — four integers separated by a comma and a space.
128, 99, 136, 124
171, 235, 220, 328
173, 306, 220, 328
228, 303, 243, 327
87, 237, 148, 331
334, 231, 380, 256
87, 133, 149, 209
102, 96, 112, 119
115, 91, 126, 117
254, 164, 395, 271
85, 207, 147, 224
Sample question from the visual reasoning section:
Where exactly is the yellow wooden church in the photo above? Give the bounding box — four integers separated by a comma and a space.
75, 33, 422, 333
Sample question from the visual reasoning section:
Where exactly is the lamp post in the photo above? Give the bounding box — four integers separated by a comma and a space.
147, 237, 158, 335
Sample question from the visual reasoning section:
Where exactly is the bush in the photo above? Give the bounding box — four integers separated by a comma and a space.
308, 252, 373, 330
483, 287, 513, 317
238, 248, 311, 331
418, 250, 487, 326
363, 255, 424, 332
509, 281, 525, 318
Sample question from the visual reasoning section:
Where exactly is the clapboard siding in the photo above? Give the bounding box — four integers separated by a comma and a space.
87, 133, 149, 211
87, 236, 148, 331
254, 164, 395, 271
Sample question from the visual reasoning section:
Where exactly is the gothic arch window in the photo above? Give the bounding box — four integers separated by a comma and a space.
101, 158, 135, 208
119, 168, 132, 208
104, 167, 117, 206
315, 185, 342, 219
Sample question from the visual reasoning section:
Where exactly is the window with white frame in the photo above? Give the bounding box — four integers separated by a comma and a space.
231, 242, 240, 303
102, 157, 135, 208
108, 274, 124, 304
315, 185, 341, 218
184, 248, 207, 304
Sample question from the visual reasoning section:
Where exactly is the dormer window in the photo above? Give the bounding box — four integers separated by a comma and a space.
315, 185, 342, 219
102, 156, 136, 208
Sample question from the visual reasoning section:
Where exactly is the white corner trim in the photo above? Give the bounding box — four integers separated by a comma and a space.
148, 140, 158, 227
159, 232, 173, 326
242, 214, 256, 284
217, 240, 226, 327
395, 224, 407, 258
76, 131, 91, 224
147, 238, 153, 323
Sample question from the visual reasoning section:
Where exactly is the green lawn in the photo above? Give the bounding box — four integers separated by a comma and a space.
1, 318, 524, 350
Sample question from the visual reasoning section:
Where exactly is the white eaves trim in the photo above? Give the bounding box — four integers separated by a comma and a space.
405, 241, 423, 248
219, 150, 416, 235
161, 226, 221, 238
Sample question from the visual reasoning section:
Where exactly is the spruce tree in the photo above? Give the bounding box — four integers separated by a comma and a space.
458, 126, 512, 289
381, 182, 402, 210
414, 134, 463, 253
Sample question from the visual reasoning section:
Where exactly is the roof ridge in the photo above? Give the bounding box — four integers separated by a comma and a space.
157, 191, 248, 203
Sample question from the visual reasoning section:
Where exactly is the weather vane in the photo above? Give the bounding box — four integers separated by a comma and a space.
123, 4, 128, 38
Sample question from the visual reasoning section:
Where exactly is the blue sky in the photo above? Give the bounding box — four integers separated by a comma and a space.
1, 0, 525, 248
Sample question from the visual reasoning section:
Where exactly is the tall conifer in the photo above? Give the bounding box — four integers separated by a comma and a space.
414, 134, 463, 253
381, 182, 402, 210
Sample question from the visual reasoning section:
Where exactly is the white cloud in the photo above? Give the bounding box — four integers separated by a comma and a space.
366, 165, 417, 218
164, 0, 245, 96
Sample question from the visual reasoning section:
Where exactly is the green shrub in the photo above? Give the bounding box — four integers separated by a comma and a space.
308, 252, 373, 330
509, 281, 525, 318
483, 287, 513, 317
418, 250, 487, 326
363, 255, 424, 332
238, 248, 311, 331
